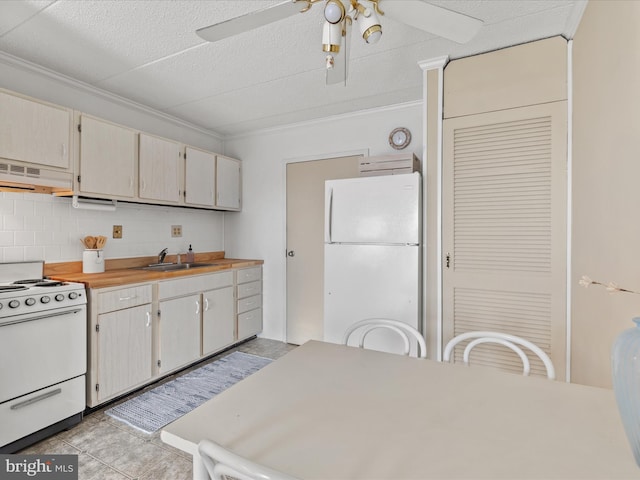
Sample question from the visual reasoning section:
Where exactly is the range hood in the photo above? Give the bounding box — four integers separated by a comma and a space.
0, 160, 73, 194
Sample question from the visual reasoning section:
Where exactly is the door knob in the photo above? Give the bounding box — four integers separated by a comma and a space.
287, 250, 295, 257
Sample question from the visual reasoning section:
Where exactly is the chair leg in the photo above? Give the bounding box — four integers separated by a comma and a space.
193, 451, 210, 480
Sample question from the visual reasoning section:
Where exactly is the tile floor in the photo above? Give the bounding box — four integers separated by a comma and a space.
19, 338, 296, 480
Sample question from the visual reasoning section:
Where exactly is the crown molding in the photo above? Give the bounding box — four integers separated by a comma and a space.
0, 50, 223, 141
563, 0, 587, 39
224, 100, 423, 141
418, 56, 449, 72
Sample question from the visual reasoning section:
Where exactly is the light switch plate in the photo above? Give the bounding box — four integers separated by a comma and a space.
113, 225, 123, 239
171, 225, 182, 237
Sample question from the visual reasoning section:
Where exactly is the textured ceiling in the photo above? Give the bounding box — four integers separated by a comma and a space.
0, 0, 586, 136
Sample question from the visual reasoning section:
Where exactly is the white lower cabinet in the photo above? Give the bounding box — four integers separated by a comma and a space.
158, 294, 201, 373
157, 271, 235, 375
86, 266, 262, 407
236, 267, 263, 341
203, 286, 235, 355
88, 284, 153, 407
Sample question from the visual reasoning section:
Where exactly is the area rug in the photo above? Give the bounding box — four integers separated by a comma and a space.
105, 351, 272, 434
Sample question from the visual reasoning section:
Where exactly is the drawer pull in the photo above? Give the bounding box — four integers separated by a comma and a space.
119, 295, 138, 301
204, 298, 209, 312
146, 311, 151, 327
11, 388, 62, 410
195, 300, 200, 315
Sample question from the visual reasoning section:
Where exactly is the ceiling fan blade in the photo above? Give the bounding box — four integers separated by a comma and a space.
381, 0, 482, 44
326, 19, 351, 86
196, 0, 309, 43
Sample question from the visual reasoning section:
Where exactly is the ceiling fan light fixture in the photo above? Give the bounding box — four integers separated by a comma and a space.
356, 5, 382, 44
322, 20, 342, 53
362, 24, 381, 43
324, 0, 345, 24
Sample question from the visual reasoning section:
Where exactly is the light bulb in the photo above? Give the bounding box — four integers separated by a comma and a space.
324, 0, 345, 24
365, 28, 381, 44
357, 5, 382, 44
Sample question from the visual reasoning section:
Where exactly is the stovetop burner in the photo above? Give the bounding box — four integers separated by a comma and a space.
0, 285, 28, 292
12, 279, 66, 287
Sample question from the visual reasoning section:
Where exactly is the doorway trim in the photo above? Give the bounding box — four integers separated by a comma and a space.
419, 55, 448, 361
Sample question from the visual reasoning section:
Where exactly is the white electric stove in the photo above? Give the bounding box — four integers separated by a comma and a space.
0, 261, 87, 453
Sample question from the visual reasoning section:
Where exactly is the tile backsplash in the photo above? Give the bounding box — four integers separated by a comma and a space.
0, 192, 224, 264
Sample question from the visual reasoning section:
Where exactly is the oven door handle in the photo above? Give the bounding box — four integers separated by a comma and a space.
10, 388, 62, 410
0, 308, 83, 327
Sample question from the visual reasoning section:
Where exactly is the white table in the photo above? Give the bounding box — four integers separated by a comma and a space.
161, 340, 638, 479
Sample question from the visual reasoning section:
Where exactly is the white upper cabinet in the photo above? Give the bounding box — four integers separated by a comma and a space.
215, 155, 241, 211
0, 89, 71, 169
78, 115, 137, 198
139, 133, 182, 204
184, 146, 215, 207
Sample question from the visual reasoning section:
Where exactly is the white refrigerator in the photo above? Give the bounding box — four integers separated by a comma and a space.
323, 172, 422, 355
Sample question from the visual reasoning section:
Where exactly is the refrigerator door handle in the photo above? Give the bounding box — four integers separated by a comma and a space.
328, 187, 334, 243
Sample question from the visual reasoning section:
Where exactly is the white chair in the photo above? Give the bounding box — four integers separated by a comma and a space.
442, 331, 556, 380
342, 318, 427, 358
198, 439, 299, 480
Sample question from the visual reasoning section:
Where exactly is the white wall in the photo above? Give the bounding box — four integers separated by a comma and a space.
0, 192, 224, 263
223, 102, 423, 341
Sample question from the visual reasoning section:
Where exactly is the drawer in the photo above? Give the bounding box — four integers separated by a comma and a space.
236, 267, 261, 284
158, 271, 233, 300
0, 375, 85, 447
237, 280, 261, 299
237, 294, 262, 314
97, 284, 152, 313
238, 308, 262, 340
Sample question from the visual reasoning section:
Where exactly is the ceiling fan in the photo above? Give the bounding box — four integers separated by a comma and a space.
196, 0, 483, 85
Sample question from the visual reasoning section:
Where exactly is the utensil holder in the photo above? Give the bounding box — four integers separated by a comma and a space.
83, 249, 105, 273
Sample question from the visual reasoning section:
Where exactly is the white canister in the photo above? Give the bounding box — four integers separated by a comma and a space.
83, 249, 105, 273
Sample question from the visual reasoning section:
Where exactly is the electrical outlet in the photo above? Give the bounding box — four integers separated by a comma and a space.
171, 225, 182, 237
113, 225, 123, 239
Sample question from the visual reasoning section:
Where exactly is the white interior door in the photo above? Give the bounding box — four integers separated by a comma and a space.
285, 156, 360, 345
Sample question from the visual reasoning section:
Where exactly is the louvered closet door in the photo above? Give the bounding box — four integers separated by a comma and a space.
442, 102, 567, 379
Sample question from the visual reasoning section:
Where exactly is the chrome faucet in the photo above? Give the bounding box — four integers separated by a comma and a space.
158, 248, 168, 264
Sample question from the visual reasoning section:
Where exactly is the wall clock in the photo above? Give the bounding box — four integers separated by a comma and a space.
389, 127, 411, 150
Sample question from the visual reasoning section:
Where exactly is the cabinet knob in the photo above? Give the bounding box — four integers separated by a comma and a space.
287, 250, 295, 257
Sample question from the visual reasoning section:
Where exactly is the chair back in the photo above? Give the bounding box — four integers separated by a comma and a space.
198, 439, 299, 480
443, 331, 555, 380
342, 318, 427, 358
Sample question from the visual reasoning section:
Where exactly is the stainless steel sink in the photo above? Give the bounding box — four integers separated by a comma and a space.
138, 263, 217, 272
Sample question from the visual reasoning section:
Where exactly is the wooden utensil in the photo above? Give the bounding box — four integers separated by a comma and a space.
83, 235, 96, 249
95, 236, 107, 249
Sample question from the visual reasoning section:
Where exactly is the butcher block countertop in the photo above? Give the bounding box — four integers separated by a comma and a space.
44, 251, 263, 289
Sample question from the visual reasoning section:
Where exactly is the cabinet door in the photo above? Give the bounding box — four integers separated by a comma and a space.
202, 286, 235, 356
97, 304, 152, 401
442, 102, 567, 379
215, 155, 241, 210
79, 115, 137, 197
159, 294, 201, 373
139, 133, 182, 203
185, 147, 215, 207
0, 90, 71, 169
